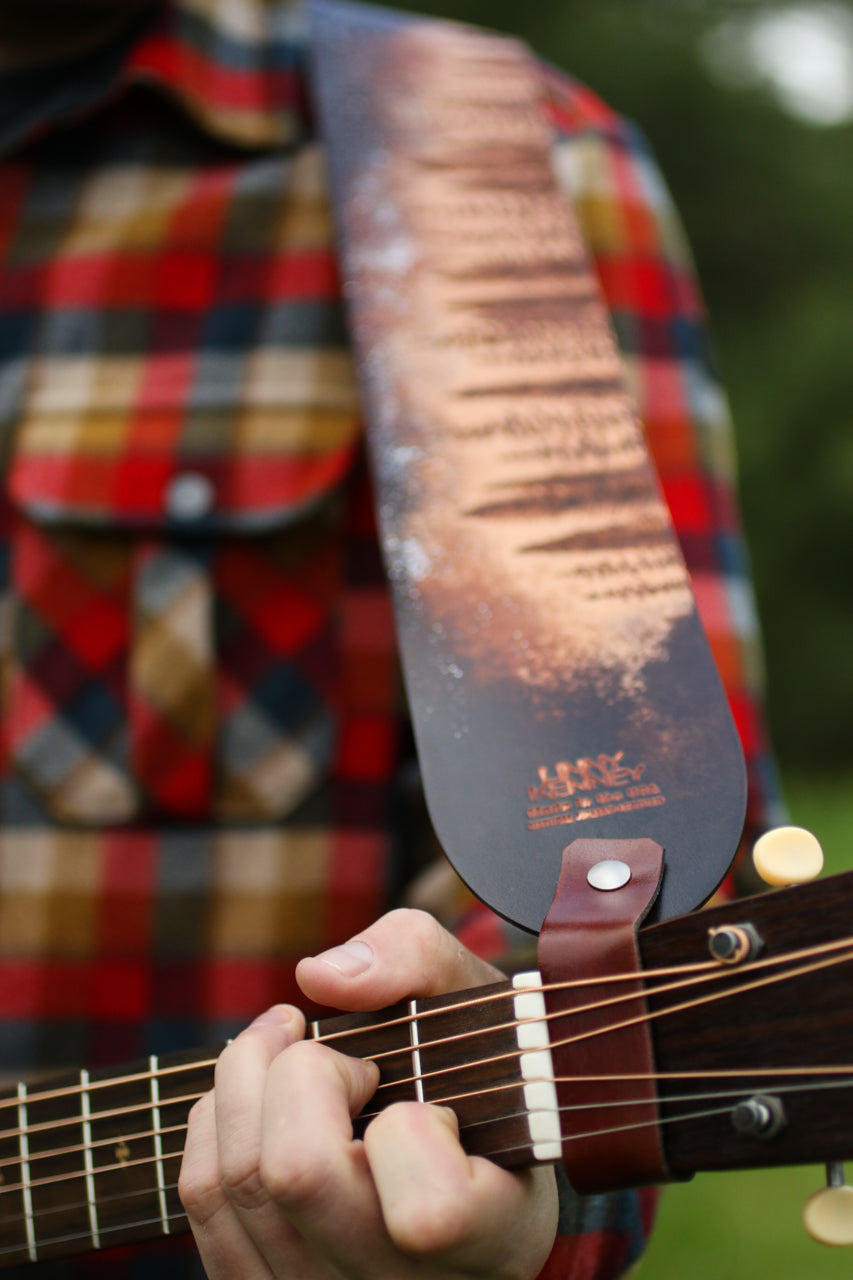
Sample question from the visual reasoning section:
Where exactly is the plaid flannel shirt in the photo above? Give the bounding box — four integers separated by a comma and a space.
0, 2, 784, 1277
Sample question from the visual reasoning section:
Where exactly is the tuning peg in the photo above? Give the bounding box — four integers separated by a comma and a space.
803, 1163, 853, 1246
752, 825, 824, 887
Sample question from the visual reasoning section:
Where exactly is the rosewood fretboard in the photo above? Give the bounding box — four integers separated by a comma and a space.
0, 979, 531, 1267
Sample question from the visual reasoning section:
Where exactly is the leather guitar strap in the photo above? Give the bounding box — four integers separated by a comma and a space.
538, 837, 671, 1190
307, 0, 713, 1191
307, 0, 746, 936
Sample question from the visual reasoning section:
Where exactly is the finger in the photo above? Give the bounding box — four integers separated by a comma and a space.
258, 1040, 393, 1275
365, 1102, 559, 1276
212, 1005, 329, 1269
182, 1006, 315, 1278
296, 907, 502, 1011
180, 1090, 273, 1280
214, 1004, 305, 1197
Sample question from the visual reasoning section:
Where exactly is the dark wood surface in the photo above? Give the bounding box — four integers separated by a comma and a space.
642, 874, 853, 1174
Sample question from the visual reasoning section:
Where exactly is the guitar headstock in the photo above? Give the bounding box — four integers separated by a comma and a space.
640, 838, 853, 1243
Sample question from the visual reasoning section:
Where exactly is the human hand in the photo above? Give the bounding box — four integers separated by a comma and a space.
179, 908, 558, 1278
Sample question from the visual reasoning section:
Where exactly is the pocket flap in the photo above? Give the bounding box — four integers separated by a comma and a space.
8, 349, 361, 533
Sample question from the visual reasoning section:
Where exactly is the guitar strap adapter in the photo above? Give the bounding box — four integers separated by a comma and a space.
537, 837, 671, 1191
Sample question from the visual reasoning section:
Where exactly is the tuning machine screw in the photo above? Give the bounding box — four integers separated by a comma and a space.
752, 826, 824, 886
730, 1093, 786, 1139
803, 1163, 853, 1246
707, 922, 762, 965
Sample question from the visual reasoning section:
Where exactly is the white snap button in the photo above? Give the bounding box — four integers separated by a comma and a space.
587, 859, 632, 891
165, 472, 215, 521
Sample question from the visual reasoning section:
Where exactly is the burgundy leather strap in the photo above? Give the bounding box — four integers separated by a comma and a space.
537, 837, 670, 1191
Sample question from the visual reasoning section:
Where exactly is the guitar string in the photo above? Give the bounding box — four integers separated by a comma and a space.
474, 1079, 853, 1164
0, 930, 847, 1124
0, 952, 717, 1119
2, 1068, 852, 1202
3, 1073, 853, 1261
1, 1058, 852, 1195
0, 932, 847, 1154
0, 943, 848, 1195
359, 938, 853, 1069
358, 942, 853, 1105
0, 940, 849, 1160
459, 1073, 853, 1135
2, 1070, 804, 1263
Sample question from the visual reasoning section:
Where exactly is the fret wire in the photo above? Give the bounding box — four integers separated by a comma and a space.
0, 930, 849, 1129
408, 1000, 425, 1103
79, 1069, 100, 1251
150, 1055, 170, 1237
16, 1083, 36, 1263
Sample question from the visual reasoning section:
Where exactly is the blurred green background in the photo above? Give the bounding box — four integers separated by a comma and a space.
382, 1, 853, 1274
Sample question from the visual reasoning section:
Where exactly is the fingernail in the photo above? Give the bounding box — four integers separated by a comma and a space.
315, 939, 374, 977
235, 1005, 296, 1045
249, 1005, 294, 1030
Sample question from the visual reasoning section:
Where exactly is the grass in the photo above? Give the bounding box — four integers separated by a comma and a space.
634, 771, 853, 1279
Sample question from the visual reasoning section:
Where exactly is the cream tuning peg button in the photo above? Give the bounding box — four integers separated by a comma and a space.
752, 826, 824, 886
804, 1165, 853, 1246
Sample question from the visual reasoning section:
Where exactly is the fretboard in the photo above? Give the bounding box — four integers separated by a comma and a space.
0, 975, 552, 1268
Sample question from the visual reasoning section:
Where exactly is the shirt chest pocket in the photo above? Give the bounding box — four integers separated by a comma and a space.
5, 389, 364, 827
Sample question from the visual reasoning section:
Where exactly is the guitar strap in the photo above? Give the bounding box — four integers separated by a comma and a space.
307, 1, 746, 937
537, 837, 671, 1188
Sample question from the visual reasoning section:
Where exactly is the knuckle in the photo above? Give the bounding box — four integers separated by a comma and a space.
275, 1036, 344, 1083
178, 1101, 223, 1224
369, 1099, 417, 1138
387, 907, 447, 964
212, 1036, 241, 1085
261, 1145, 337, 1212
388, 1194, 473, 1257
218, 1150, 268, 1211
178, 1165, 224, 1226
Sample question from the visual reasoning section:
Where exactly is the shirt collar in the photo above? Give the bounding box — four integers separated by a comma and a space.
0, 0, 310, 159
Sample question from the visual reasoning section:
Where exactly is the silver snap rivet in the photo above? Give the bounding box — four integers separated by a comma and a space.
165, 472, 215, 521
587, 859, 632, 891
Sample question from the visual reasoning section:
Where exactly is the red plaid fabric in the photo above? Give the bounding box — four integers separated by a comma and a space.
0, 4, 785, 1278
